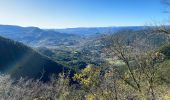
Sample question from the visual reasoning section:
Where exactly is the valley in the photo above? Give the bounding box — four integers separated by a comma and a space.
0, 24, 169, 99
0, 0, 170, 99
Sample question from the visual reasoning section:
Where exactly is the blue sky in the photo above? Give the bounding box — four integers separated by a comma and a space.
0, 0, 168, 28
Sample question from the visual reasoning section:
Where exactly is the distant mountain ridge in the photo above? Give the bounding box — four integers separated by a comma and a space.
53, 26, 145, 35
0, 25, 82, 47
0, 25, 145, 48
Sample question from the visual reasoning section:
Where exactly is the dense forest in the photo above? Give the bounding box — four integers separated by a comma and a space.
0, 36, 72, 81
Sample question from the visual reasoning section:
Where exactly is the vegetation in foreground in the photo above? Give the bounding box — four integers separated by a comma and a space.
0, 43, 170, 100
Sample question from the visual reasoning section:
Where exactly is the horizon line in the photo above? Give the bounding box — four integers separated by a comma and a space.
0, 24, 147, 29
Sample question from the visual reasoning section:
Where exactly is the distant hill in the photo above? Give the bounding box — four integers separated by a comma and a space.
0, 36, 71, 81
77, 29, 170, 64
0, 25, 146, 48
53, 26, 145, 35
0, 25, 82, 47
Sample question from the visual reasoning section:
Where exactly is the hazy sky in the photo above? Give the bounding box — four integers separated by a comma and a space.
0, 0, 168, 28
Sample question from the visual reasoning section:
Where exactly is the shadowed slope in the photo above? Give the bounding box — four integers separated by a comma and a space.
0, 36, 71, 81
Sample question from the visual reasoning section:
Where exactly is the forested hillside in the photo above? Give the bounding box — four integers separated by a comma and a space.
0, 36, 71, 81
